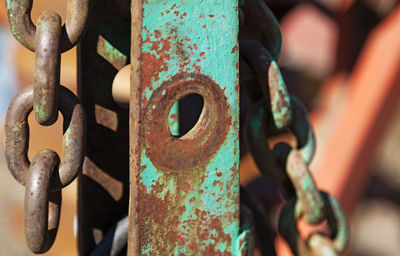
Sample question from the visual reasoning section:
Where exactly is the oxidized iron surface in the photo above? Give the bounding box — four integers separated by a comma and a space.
4, 86, 84, 253
143, 74, 231, 171
4, 1, 88, 253
240, 0, 281, 61
24, 149, 61, 254
4, 86, 86, 190
5, 0, 89, 52
239, 0, 349, 254
279, 192, 349, 256
2, 0, 350, 254
129, 0, 246, 255
241, 40, 292, 130
33, 10, 62, 126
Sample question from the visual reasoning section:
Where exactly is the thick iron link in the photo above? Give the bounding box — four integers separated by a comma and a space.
241, 40, 292, 130
244, 99, 288, 183
240, 1, 349, 254
279, 191, 349, 256
5, 1, 88, 253
5, 0, 89, 52
285, 150, 324, 224
4, 86, 86, 191
24, 149, 61, 254
244, 96, 315, 183
34, 10, 61, 125
240, 0, 282, 61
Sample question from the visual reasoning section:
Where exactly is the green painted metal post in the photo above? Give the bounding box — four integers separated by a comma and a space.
129, 0, 248, 255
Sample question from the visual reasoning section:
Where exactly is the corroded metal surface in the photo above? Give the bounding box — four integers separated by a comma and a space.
77, 0, 131, 254
239, 1, 349, 254
33, 10, 61, 126
241, 40, 291, 130
3, 0, 350, 254
5, 0, 89, 52
4, 86, 84, 254
4, 86, 86, 191
4, 1, 89, 253
279, 192, 349, 256
240, 0, 282, 61
24, 149, 61, 254
129, 0, 245, 255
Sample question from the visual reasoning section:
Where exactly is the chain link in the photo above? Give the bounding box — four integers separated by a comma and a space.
4, 86, 86, 190
34, 10, 62, 125
4, 86, 85, 253
240, 0, 350, 255
3, 0, 349, 254
279, 191, 349, 256
4, 1, 88, 253
5, 0, 89, 52
24, 149, 61, 254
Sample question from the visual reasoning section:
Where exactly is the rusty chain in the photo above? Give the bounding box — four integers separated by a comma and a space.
3, 0, 349, 254
6, 0, 89, 52
240, 0, 349, 255
4, 0, 88, 253
34, 11, 62, 126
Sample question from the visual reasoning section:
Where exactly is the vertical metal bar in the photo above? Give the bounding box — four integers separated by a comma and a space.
129, 1, 246, 255
77, 0, 131, 254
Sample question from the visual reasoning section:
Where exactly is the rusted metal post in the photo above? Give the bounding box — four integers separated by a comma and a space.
128, 0, 249, 255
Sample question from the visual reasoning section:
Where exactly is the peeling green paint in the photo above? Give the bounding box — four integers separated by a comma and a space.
131, 0, 247, 254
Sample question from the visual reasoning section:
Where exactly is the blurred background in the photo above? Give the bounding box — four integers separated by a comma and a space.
1, 0, 400, 255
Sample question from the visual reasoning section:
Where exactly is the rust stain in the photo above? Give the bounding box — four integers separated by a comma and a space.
142, 73, 231, 172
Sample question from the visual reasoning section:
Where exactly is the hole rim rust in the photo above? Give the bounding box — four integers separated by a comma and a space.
142, 73, 231, 172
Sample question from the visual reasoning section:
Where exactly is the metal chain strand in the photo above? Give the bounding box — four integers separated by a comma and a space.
24, 149, 61, 254
279, 192, 349, 256
239, 1, 349, 255
240, 0, 282, 61
285, 150, 325, 224
34, 10, 62, 126
4, 86, 86, 191
241, 40, 292, 130
244, 99, 289, 183
244, 96, 315, 183
5, 0, 90, 52
4, 1, 89, 253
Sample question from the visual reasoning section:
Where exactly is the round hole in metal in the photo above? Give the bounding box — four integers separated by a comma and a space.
168, 93, 204, 138
143, 73, 231, 172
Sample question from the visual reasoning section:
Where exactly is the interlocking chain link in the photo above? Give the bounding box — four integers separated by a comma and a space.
24, 149, 61, 254
6, 0, 89, 52
4, 0, 88, 253
3, 0, 349, 254
34, 11, 62, 125
5, 86, 86, 190
240, 0, 349, 255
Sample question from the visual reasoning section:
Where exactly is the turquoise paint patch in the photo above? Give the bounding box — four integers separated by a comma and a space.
140, 154, 162, 192
138, 0, 241, 254
168, 101, 179, 136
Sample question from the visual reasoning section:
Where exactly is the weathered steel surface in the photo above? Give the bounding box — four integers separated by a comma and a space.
279, 192, 349, 256
24, 149, 61, 254
4, 86, 86, 190
77, 0, 131, 254
129, 0, 245, 255
5, 0, 89, 52
4, 85, 85, 254
33, 10, 61, 126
